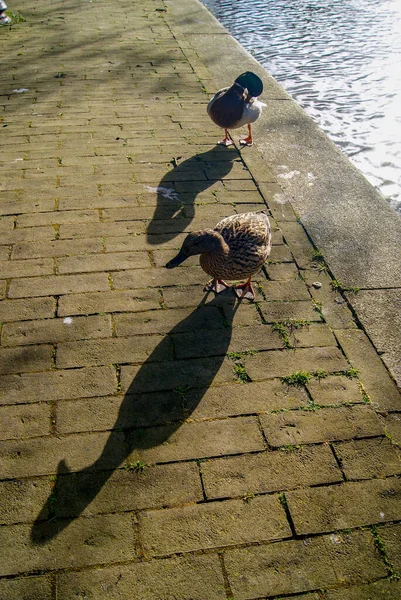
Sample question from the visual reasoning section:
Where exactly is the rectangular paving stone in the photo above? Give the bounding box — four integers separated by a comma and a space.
260, 405, 383, 447
244, 346, 349, 381
56, 335, 171, 368
0, 478, 53, 525
58, 221, 146, 239
0, 366, 117, 405
8, 272, 111, 298
287, 479, 401, 534
333, 437, 401, 480
0, 257, 54, 278
0, 430, 126, 479
0, 344, 54, 375
0, 197, 56, 216
186, 379, 309, 419
201, 445, 342, 499
16, 209, 99, 227
254, 300, 323, 324
12, 238, 103, 259
112, 265, 204, 289
104, 232, 186, 253
335, 329, 401, 410
0, 226, 56, 245
140, 494, 291, 556
268, 244, 294, 262
56, 389, 184, 434
56, 554, 226, 600
120, 355, 234, 394
58, 288, 162, 316
0, 297, 56, 323
54, 462, 203, 517
2, 314, 112, 346
128, 416, 265, 464
0, 513, 137, 577
265, 262, 301, 281
172, 324, 284, 359
0, 575, 52, 600
0, 403, 51, 440
306, 374, 363, 406
57, 251, 150, 274
224, 530, 386, 598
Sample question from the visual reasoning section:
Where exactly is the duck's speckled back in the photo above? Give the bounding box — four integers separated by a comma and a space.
200, 211, 271, 281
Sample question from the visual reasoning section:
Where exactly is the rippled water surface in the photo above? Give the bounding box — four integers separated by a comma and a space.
201, 0, 401, 213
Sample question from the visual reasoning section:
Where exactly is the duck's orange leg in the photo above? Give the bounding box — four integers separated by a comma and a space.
204, 278, 230, 294
218, 129, 233, 146
240, 124, 253, 146
234, 276, 255, 300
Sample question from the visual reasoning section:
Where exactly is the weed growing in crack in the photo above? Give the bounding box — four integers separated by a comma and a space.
281, 371, 313, 387
372, 525, 400, 580
343, 367, 359, 379
123, 460, 150, 473
272, 320, 311, 349
331, 279, 360, 294
272, 322, 291, 349
233, 363, 251, 383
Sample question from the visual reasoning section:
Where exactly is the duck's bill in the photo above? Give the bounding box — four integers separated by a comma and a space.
165, 251, 187, 269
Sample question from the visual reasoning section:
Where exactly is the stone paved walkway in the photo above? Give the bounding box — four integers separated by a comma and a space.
1, 0, 401, 598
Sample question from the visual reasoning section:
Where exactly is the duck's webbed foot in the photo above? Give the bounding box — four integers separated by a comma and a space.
240, 124, 253, 146
239, 136, 253, 146
218, 129, 233, 146
204, 278, 230, 294
234, 277, 255, 301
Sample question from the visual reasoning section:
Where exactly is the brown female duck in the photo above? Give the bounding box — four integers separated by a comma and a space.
165, 211, 271, 300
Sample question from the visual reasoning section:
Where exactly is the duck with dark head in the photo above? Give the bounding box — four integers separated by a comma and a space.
207, 71, 266, 147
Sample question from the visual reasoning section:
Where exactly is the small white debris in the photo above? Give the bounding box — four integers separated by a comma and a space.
307, 173, 316, 181
335, 297, 344, 304
144, 185, 179, 201
312, 281, 322, 289
13, 88, 29, 93
272, 193, 288, 205
63, 317, 73, 325
13, 158, 24, 162
330, 534, 343, 545
278, 170, 300, 180
380, 512, 385, 519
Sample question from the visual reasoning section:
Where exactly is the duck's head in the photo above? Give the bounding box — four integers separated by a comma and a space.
235, 72, 263, 98
166, 230, 226, 268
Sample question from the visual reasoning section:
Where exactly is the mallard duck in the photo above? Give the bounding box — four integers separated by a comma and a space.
207, 71, 266, 146
165, 211, 271, 300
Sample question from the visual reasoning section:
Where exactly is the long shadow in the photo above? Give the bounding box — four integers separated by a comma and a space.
31, 291, 239, 545
145, 146, 237, 244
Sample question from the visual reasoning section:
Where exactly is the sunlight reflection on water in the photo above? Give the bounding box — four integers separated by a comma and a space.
201, 0, 401, 213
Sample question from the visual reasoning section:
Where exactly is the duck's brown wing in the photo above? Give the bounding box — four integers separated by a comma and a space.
207, 85, 246, 129
214, 212, 271, 275
215, 212, 270, 247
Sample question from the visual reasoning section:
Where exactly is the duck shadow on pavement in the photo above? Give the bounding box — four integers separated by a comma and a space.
145, 146, 237, 245
31, 291, 240, 545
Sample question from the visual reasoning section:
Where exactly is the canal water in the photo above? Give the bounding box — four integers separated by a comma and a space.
200, 0, 401, 214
